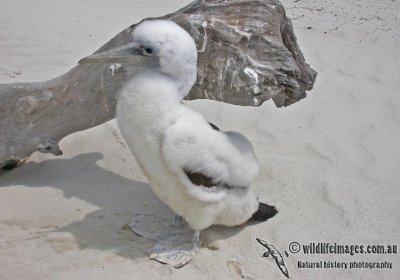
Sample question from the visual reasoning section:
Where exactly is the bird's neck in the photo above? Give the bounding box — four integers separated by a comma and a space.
159, 64, 197, 99
118, 72, 188, 125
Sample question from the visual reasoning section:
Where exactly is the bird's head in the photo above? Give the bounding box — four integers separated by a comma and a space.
79, 20, 198, 95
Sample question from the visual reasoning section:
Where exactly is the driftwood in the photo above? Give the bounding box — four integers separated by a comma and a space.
0, 0, 317, 169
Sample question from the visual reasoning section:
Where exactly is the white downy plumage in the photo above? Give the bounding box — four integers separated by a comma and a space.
80, 20, 273, 266
117, 20, 259, 230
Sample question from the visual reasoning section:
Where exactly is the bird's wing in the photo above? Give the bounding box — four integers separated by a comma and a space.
162, 117, 259, 202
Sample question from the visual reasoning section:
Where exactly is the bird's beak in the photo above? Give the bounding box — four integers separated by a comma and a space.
78, 42, 155, 67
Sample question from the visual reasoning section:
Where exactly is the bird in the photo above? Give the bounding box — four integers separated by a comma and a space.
79, 20, 277, 250
257, 238, 290, 278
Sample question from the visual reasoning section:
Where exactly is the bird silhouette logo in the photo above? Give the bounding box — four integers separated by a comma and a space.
256, 238, 290, 278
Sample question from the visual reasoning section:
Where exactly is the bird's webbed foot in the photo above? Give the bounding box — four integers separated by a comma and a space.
130, 213, 197, 268
150, 237, 197, 268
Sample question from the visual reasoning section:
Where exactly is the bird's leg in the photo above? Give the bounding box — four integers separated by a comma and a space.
174, 215, 184, 226
192, 230, 201, 250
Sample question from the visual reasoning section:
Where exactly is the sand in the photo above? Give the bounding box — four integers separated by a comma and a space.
1, 0, 399, 279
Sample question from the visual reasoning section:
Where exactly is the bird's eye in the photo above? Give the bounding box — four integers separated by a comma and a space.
143, 47, 153, 56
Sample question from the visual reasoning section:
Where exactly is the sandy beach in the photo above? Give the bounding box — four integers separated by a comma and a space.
1, 0, 399, 279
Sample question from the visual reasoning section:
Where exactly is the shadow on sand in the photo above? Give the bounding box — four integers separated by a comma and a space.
0, 152, 247, 260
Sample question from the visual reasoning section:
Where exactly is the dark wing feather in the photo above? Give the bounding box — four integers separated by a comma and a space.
183, 168, 232, 189
184, 169, 216, 188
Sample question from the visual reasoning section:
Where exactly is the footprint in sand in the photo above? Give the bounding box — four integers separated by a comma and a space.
227, 260, 255, 280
